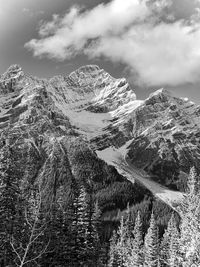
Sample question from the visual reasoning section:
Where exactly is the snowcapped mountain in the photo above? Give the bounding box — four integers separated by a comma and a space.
0, 64, 198, 213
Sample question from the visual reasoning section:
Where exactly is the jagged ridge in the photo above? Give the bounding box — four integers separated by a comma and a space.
0, 64, 200, 211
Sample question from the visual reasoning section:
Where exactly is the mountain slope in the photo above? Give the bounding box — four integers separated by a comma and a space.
0, 64, 199, 216
97, 144, 184, 211
0, 64, 149, 217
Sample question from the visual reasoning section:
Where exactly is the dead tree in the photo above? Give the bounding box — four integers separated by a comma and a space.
10, 186, 50, 267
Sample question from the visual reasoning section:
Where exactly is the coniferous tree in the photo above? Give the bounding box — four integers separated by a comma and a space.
108, 216, 128, 267
144, 212, 159, 267
116, 216, 128, 267
0, 147, 22, 266
68, 184, 102, 266
41, 200, 68, 266
108, 230, 119, 267
124, 203, 134, 237
187, 166, 198, 195
76, 185, 90, 264
63, 195, 78, 265
160, 213, 180, 267
109, 211, 144, 267
168, 216, 180, 267
128, 211, 144, 267
90, 200, 103, 266
179, 166, 200, 266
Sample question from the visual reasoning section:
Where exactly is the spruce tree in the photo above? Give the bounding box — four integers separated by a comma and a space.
130, 211, 144, 267
108, 230, 119, 267
160, 213, 180, 267
120, 215, 132, 266
179, 167, 200, 265
168, 215, 180, 267
144, 212, 159, 267
187, 166, 198, 195
90, 201, 102, 266
70, 185, 88, 265
108, 216, 128, 267
124, 203, 134, 237
70, 184, 102, 266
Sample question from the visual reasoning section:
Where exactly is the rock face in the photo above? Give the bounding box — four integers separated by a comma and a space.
0, 64, 24, 93
0, 64, 147, 214
0, 64, 199, 212
126, 88, 200, 190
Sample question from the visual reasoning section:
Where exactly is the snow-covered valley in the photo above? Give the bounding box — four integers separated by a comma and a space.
97, 144, 184, 218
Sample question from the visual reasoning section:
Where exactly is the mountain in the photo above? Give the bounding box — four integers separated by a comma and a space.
0, 64, 148, 217
0, 64, 199, 217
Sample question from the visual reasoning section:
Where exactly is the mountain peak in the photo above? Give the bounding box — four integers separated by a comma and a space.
149, 88, 172, 98
50, 65, 136, 113
2, 64, 24, 80
68, 64, 108, 84
6, 64, 23, 73
145, 88, 172, 105
75, 65, 100, 74
0, 64, 24, 92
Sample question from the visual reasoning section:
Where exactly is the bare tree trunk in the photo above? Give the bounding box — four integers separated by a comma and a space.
10, 186, 50, 267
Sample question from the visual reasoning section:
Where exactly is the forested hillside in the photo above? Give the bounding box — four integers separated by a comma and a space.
0, 64, 200, 266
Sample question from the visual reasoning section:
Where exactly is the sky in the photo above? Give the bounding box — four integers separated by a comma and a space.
1, 0, 200, 103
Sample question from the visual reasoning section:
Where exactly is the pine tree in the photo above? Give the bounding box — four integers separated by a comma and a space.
69, 185, 87, 265
108, 230, 119, 267
109, 211, 144, 267
63, 196, 78, 265
116, 216, 128, 266
144, 212, 159, 267
124, 203, 134, 237
168, 216, 180, 267
179, 166, 200, 265
129, 211, 144, 267
76, 185, 90, 264
90, 200, 102, 266
187, 166, 198, 195
160, 213, 180, 267
108, 216, 128, 267
69, 184, 102, 266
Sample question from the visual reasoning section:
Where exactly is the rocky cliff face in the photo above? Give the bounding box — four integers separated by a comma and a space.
0, 64, 199, 213
0, 64, 148, 215
126, 88, 200, 190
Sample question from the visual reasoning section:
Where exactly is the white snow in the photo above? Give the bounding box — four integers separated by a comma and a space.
109, 100, 143, 118
97, 144, 184, 210
148, 88, 172, 98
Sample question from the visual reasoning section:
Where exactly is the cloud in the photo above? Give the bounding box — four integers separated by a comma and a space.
88, 22, 200, 86
26, 0, 150, 59
22, 7, 44, 17
25, 0, 200, 87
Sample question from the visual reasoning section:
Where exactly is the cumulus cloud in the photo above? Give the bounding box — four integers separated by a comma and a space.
88, 22, 200, 86
25, 0, 200, 87
26, 0, 150, 59
22, 7, 44, 17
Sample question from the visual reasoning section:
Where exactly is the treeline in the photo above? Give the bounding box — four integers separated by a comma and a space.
108, 167, 200, 266
0, 146, 105, 266
65, 138, 150, 212
1, 140, 200, 266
